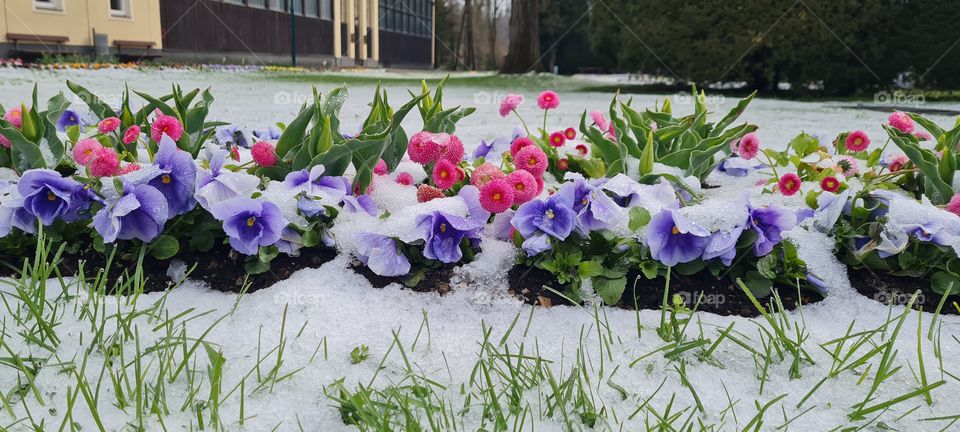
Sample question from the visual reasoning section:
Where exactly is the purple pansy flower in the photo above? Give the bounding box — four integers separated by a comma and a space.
149, 135, 197, 216
354, 232, 411, 277
748, 205, 795, 256
253, 126, 282, 141
211, 197, 288, 255
717, 157, 766, 177
646, 209, 710, 267
215, 125, 255, 148
702, 224, 746, 266
907, 221, 953, 246
458, 185, 491, 225
17, 169, 86, 226
342, 194, 378, 216
284, 165, 350, 203
92, 182, 168, 243
512, 195, 577, 241
195, 150, 260, 211
276, 227, 304, 256
0, 181, 35, 236
412, 211, 483, 264
297, 195, 328, 218
56, 109, 84, 132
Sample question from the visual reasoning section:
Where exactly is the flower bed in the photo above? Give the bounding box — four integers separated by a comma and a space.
0, 80, 957, 316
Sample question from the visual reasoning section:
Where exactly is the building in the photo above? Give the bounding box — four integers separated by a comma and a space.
0, 0, 164, 58
158, 0, 435, 68
0, 1, 434, 69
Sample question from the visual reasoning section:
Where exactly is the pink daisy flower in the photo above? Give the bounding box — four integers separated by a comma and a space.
98, 117, 121, 134
888, 155, 909, 172
150, 114, 184, 142
516, 145, 548, 176
441, 134, 465, 163
947, 194, 960, 217
470, 163, 505, 188
122, 125, 140, 145
499, 94, 523, 117
548, 131, 566, 148
888, 112, 915, 134
777, 173, 802, 196
564, 127, 577, 140
417, 184, 446, 203
837, 155, 860, 176
557, 158, 569, 171
537, 90, 560, 110
395, 172, 414, 186
251, 141, 277, 166
5, 106, 24, 129
820, 176, 841, 193
505, 170, 538, 204
479, 179, 515, 213
575, 144, 589, 156
230, 145, 241, 161
510, 136, 534, 157
737, 133, 760, 160
118, 163, 142, 175
432, 159, 459, 190
374, 159, 388, 175
72, 138, 103, 165
408, 131, 443, 164
844, 130, 870, 152
89, 147, 120, 177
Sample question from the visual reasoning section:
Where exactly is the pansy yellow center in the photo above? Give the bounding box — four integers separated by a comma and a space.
671, 226, 680, 235
545, 209, 555, 219
47, 191, 57, 201
440, 223, 447, 233
581, 198, 588, 206
246, 217, 256, 227
161, 174, 172, 184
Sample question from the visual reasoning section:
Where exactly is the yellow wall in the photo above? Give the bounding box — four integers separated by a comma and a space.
0, 0, 162, 48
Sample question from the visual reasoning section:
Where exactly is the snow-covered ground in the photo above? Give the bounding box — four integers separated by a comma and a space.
0, 69, 959, 431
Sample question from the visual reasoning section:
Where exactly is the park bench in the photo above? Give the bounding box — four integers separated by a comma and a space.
114, 40, 162, 58
6, 33, 69, 53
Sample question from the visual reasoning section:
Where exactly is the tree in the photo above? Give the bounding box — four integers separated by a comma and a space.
500, 0, 541, 73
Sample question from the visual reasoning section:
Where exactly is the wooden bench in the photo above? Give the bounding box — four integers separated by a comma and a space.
7, 33, 69, 52
113, 40, 162, 58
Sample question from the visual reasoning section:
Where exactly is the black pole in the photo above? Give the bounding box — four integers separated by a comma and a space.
290, 1, 297, 66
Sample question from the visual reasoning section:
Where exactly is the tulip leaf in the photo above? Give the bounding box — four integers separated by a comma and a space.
66, 80, 116, 120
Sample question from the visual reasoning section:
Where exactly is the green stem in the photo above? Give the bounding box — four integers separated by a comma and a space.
512, 109, 531, 137
762, 152, 781, 181
542, 109, 548, 136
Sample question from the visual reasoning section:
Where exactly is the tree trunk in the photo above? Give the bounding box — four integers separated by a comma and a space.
464, 0, 475, 69
488, 0, 498, 69
500, 0, 541, 73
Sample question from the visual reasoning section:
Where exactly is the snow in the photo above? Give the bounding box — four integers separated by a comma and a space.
1, 69, 959, 431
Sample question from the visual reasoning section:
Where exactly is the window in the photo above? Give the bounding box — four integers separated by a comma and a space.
34, 0, 63, 11
247, 0, 267, 7
109, 0, 131, 17
320, 0, 332, 20
269, 0, 286, 11
379, 0, 432, 38
305, 0, 318, 17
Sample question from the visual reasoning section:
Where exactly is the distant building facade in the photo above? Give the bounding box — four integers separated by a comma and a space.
0, 1, 434, 69
158, 0, 435, 68
0, 0, 164, 58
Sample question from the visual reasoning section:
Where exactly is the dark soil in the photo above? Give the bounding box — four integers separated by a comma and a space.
352, 263, 456, 294
0, 244, 338, 294
849, 268, 960, 315
508, 265, 824, 317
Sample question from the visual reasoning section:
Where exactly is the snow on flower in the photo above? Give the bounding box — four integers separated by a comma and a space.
211, 197, 287, 255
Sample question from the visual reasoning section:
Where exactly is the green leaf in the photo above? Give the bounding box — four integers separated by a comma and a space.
639, 261, 660, 279
743, 271, 773, 298
592, 276, 627, 305
931, 271, 960, 296
756, 253, 778, 279
638, 130, 655, 176
245, 256, 271, 275
578, 261, 604, 278
66, 80, 116, 119
275, 102, 314, 159
628, 207, 651, 232
149, 235, 180, 260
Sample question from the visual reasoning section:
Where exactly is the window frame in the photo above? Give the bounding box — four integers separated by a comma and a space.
109, 0, 132, 19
